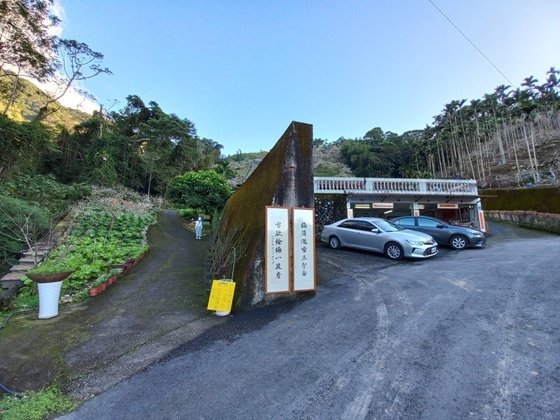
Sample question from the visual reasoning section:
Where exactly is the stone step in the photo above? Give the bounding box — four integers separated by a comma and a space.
36, 240, 56, 247
1, 279, 24, 289
1, 272, 24, 280
11, 263, 35, 273
1, 272, 25, 289
18, 256, 43, 264
23, 248, 50, 257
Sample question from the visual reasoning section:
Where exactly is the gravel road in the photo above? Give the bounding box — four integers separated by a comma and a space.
61, 222, 560, 419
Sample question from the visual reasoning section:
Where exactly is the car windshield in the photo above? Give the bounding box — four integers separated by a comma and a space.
375, 220, 404, 232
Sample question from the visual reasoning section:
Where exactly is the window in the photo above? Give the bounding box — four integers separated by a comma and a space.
339, 221, 357, 230
355, 221, 375, 231
395, 217, 415, 226
375, 220, 402, 232
417, 218, 439, 227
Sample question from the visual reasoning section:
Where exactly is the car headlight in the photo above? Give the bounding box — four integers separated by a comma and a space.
468, 230, 483, 236
406, 239, 424, 246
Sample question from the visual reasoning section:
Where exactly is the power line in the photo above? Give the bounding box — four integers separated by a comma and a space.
427, 0, 514, 86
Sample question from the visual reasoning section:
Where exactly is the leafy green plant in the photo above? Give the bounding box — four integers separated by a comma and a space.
0, 174, 90, 215
26, 251, 83, 275
0, 386, 76, 420
12, 281, 38, 310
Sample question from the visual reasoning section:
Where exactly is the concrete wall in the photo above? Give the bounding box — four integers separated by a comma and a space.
486, 210, 560, 234
210, 121, 314, 308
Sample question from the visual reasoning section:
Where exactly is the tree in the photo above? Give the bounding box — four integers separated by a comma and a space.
167, 170, 232, 213
0, 0, 60, 115
34, 39, 112, 121
214, 159, 235, 179
0, 114, 51, 179
363, 127, 385, 142
0, 1, 111, 118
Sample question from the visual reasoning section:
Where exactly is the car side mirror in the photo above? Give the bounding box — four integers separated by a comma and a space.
371, 228, 380, 233
436, 224, 445, 229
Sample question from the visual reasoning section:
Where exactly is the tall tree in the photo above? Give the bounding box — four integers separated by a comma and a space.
34, 39, 112, 121
0, 0, 60, 114
0, 1, 111, 119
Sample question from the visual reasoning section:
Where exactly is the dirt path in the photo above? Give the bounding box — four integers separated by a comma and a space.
0, 210, 224, 396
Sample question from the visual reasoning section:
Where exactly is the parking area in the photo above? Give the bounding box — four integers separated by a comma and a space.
311, 221, 560, 418
65, 221, 560, 418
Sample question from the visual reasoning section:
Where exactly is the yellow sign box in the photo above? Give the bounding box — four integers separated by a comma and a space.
207, 280, 236, 312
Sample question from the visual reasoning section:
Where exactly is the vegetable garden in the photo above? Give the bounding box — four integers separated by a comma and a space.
12, 186, 160, 310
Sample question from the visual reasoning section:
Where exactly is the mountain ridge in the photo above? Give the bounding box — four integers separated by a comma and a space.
0, 71, 91, 131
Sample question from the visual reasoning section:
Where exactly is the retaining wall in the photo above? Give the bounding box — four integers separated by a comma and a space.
486, 210, 560, 234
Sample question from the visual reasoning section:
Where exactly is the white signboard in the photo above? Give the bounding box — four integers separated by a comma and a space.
437, 203, 459, 209
372, 202, 394, 209
292, 208, 316, 291
265, 207, 290, 293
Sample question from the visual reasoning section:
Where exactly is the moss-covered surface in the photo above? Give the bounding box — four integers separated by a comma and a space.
486, 211, 560, 234
213, 122, 313, 307
480, 186, 560, 213
0, 385, 77, 420
0, 309, 93, 391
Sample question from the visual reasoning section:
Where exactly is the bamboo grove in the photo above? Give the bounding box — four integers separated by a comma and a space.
315, 68, 560, 188
424, 67, 560, 187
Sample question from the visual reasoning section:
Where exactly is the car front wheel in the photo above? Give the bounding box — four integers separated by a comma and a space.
450, 235, 468, 250
384, 242, 403, 260
329, 236, 341, 249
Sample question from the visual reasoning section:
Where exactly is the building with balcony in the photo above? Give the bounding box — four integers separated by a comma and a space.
314, 177, 486, 232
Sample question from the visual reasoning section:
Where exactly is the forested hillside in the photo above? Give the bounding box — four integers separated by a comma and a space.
0, 70, 90, 130
226, 69, 560, 189
0, 1, 232, 277
308, 68, 560, 189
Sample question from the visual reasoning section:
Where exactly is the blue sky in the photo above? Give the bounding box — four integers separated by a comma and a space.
58, 0, 560, 156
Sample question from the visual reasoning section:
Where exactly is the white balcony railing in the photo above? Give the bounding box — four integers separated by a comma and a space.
314, 177, 478, 196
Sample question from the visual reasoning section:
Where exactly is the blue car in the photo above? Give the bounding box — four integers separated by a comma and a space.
391, 216, 486, 250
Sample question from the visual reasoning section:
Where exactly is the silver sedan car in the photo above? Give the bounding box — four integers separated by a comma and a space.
320, 217, 438, 260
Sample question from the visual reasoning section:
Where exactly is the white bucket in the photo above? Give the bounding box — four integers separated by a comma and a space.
37, 281, 63, 319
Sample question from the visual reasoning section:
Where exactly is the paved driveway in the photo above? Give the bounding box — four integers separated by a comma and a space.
61, 222, 560, 419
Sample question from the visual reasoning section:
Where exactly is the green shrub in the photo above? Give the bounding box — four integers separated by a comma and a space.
168, 170, 232, 213
0, 174, 91, 216
178, 208, 202, 219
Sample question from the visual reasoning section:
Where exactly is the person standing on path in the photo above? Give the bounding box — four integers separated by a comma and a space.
195, 216, 204, 239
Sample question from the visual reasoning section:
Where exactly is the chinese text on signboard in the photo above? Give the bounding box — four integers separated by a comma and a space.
265, 207, 316, 293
